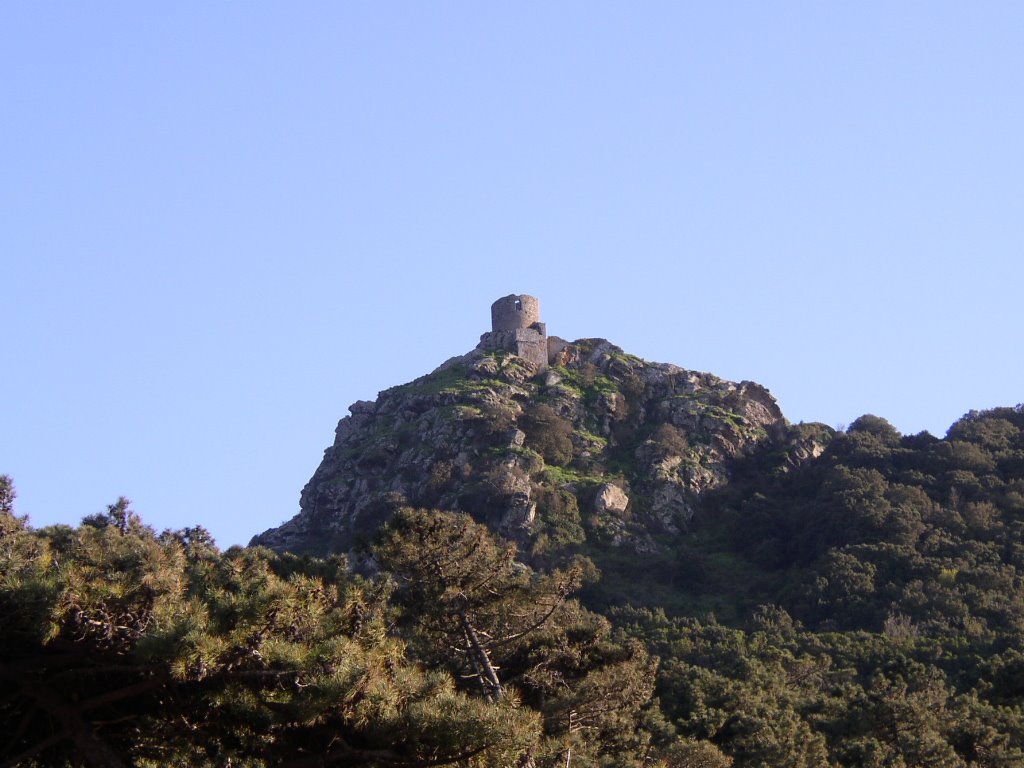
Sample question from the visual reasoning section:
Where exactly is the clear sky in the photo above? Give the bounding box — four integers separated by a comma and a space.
3, 3, 1022, 547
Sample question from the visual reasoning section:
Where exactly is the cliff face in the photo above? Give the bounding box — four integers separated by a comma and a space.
251, 338, 832, 559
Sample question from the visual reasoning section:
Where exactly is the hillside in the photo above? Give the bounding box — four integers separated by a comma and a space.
252, 296, 1024, 629
5, 295, 1024, 767
248, 296, 1024, 764
251, 337, 827, 557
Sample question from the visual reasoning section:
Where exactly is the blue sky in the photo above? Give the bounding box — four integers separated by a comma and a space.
3, 3, 1022, 547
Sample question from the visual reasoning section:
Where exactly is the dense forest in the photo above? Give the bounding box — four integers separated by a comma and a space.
4, 398, 1024, 765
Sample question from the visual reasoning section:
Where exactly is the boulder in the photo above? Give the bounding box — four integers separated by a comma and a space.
594, 483, 629, 515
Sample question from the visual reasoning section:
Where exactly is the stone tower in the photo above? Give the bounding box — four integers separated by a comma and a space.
477, 294, 549, 370
490, 294, 541, 331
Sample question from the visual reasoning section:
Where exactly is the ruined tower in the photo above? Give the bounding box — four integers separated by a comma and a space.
477, 294, 550, 370
490, 294, 541, 332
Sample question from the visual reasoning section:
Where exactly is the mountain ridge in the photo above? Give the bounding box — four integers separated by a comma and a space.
250, 334, 834, 573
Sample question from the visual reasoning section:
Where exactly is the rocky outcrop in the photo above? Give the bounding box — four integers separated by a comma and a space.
251, 338, 833, 557
594, 484, 629, 515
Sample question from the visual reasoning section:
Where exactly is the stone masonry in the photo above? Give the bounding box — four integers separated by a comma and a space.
477, 294, 550, 370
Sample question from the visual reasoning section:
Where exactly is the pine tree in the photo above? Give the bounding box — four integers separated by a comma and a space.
0, 500, 536, 766
375, 509, 657, 766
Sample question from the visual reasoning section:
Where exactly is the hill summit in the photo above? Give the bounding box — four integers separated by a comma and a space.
251, 294, 832, 563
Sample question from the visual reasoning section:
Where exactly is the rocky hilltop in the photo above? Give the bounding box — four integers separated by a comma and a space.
252, 306, 833, 563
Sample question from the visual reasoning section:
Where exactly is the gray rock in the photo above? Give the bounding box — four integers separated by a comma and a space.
249, 329, 806, 558
594, 484, 629, 515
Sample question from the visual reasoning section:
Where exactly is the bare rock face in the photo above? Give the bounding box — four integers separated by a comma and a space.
650, 483, 693, 534
594, 484, 629, 515
251, 338, 833, 558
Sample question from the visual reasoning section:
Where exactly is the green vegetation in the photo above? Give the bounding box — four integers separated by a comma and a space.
6, 362, 1024, 766
625, 406, 1024, 766
375, 510, 658, 765
520, 403, 575, 466
1, 495, 695, 767
393, 353, 532, 399
1, 499, 537, 766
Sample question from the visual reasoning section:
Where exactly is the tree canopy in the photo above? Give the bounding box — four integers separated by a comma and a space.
4, 405, 1024, 766
0, 496, 537, 767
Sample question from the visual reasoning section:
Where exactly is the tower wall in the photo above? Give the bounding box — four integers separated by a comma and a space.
491, 295, 541, 332
479, 294, 549, 371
